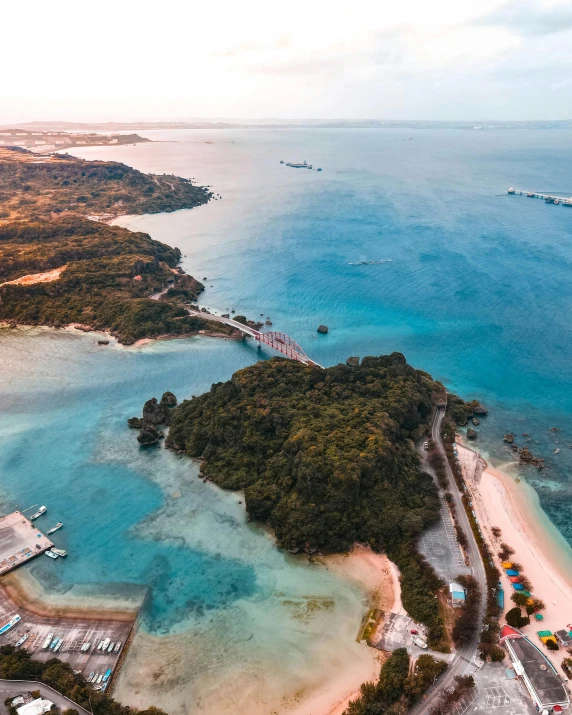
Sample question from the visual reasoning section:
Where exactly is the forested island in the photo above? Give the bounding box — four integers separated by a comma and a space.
0, 147, 230, 343
162, 353, 472, 648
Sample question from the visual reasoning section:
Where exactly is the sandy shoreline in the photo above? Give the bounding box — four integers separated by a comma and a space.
457, 441, 572, 645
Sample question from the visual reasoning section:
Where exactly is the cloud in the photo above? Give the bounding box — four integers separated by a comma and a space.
478, 1, 572, 36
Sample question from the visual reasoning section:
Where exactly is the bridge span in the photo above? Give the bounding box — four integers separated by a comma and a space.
187, 309, 324, 368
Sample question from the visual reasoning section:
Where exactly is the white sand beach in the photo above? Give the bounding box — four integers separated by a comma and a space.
457, 442, 572, 646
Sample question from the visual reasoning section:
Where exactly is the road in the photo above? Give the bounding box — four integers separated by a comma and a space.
410, 405, 488, 714
0, 679, 91, 715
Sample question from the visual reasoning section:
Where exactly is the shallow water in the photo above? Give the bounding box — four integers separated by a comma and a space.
2, 127, 572, 710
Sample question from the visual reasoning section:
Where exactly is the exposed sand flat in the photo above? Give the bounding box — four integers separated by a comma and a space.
457, 440, 572, 644
0, 267, 64, 287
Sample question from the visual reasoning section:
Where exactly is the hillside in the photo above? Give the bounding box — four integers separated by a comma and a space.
0, 148, 225, 343
0, 147, 211, 221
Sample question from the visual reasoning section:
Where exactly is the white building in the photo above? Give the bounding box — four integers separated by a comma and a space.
16, 698, 54, 715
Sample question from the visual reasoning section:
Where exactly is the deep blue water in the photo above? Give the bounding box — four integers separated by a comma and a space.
1, 127, 572, 633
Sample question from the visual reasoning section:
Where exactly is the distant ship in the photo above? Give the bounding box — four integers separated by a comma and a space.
30, 506, 47, 520
0, 614, 21, 635
47, 522, 63, 535
285, 160, 313, 169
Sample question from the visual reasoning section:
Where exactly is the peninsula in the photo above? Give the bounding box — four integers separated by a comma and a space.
0, 147, 231, 344
0, 128, 150, 153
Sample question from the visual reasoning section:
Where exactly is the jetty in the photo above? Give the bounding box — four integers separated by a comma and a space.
508, 187, 572, 206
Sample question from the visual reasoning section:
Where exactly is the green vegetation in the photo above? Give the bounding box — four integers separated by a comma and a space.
505, 607, 530, 629
429, 675, 475, 715
166, 353, 457, 639
0, 645, 166, 715
0, 147, 223, 342
451, 575, 480, 647
0, 218, 218, 344
343, 648, 447, 715
0, 147, 210, 221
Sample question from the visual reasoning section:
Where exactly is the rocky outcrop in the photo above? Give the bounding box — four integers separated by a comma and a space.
129, 392, 178, 444
472, 417, 480, 426
466, 428, 477, 439
471, 402, 488, 415
346, 357, 360, 367
503, 433, 515, 444
137, 424, 164, 446
519, 447, 544, 469
317, 325, 328, 334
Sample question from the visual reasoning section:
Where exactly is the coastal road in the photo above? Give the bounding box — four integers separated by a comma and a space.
410, 405, 488, 714
0, 679, 91, 715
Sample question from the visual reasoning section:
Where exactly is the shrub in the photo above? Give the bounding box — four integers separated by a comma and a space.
506, 607, 530, 629
547, 639, 559, 651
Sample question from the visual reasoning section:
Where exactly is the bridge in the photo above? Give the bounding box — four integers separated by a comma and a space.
187, 309, 324, 368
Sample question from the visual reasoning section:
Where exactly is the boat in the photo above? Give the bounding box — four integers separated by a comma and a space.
97, 641, 104, 650
88, 671, 95, 683
107, 642, 114, 653
92, 673, 99, 684
508, 187, 515, 194
54, 639, 63, 651
15, 635, 29, 647
317, 168, 322, 171
51, 548, 67, 557
102, 668, 113, 683
45, 551, 58, 559
101, 637, 110, 650
97, 674, 103, 684
49, 637, 59, 649
114, 642, 122, 653
47, 522, 63, 535
0, 615, 21, 635
42, 633, 54, 649
285, 160, 312, 169
81, 642, 91, 652
30, 506, 47, 520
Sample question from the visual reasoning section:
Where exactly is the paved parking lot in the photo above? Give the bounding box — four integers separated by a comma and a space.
469, 662, 538, 715
418, 498, 471, 581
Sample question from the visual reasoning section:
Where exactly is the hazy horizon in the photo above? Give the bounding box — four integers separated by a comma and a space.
3, 0, 572, 124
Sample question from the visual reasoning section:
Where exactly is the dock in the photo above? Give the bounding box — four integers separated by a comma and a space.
0, 511, 53, 575
508, 187, 572, 206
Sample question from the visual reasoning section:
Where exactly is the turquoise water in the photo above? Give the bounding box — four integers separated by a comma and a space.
112, 127, 572, 543
2, 127, 572, 710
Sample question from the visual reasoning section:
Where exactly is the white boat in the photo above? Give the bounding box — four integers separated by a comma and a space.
97, 674, 103, 684
92, 673, 99, 684
15, 635, 29, 647
81, 642, 91, 652
88, 671, 95, 682
114, 642, 122, 653
43, 633, 54, 649
97, 641, 104, 650
101, 637, 110, 651
107, 642, 114, 653
51, 548, 67, 557
0, 615, 21, 635
47, 522, 63, 535
54, 639, 63, 651
31, 506, 47, 520
45, 551, 58, 559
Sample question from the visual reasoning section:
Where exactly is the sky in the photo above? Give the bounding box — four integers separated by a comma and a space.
2, 0, 572, 122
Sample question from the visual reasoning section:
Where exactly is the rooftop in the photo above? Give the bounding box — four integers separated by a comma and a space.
510, 635, 569, 706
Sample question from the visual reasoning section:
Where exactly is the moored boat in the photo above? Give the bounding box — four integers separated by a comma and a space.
30, 506, 47, 520
114, 641, 122, 653
0, 615, 21, 635
42, 633, 54, 649
51, 548, 67, 557
15, 635, 29, 647
45, 551, 58, 559
47, 522, 63, 535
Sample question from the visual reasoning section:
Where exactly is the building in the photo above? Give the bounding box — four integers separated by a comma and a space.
449, 581, 466, 607
500, 625, 570, 711
16, 698, 54, 715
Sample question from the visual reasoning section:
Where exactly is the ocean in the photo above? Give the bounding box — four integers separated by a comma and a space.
1, 126, 572, 711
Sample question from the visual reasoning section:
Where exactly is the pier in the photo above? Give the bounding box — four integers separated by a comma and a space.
508, 187, 572, 206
